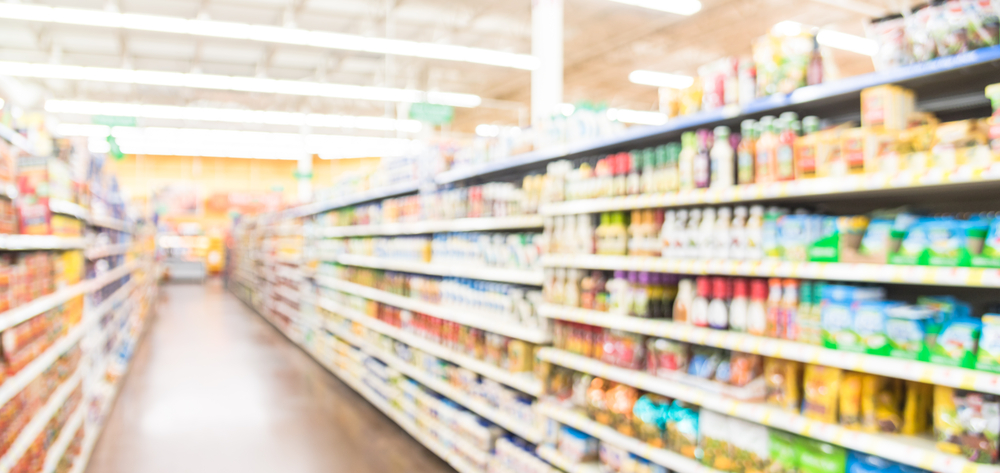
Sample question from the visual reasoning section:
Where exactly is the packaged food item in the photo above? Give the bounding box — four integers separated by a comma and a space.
840, 372, 863, 430
901, 381, 932, 436
688, 346, 726, 380
884, 305, 936, 361
846, 451, 899, 473
768, 430, 799, 473
558, 426, 599, 462
928, 315, 981, 368
729, 352, 763, 388
797, 438, 846, 473
764, 358, 801, 411
633, 394, 670, 449
699, 410, 734, 471
607, 384, 640, 436
16, 157, 51, 235
976, 314, 1000, 373
587, 378, 612, 426
857, 301, 903, 356
802, 365, 842, 424
646, 338, 689, 375
730, 417, 770, 473
860, 85, 916, 130
666, 401, 699, 459
954, 390, 1000, 464
861, 375, 902, 433
972, 217, 1000, 268
934, 385, 963, 455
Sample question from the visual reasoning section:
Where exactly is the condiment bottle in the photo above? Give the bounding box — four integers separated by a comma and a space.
672, 209, 688, 258
730, 278, 749, 332
552, 268, 567, 305
607, 211, 629, 256
690, 276, 711, 327
766, 278, 783, 337
710, 126, 735, 188
595, 212, 610, 254
661, 274, 678, 319
613, 152, 629, 197
684, 208, 701, 259
673, 278, 694, 324
648, 273, 664, 318
776, 112, 798, 181
714, 206, 732, 260
755, 116, 777, 183
634, 272, 651, 317
664, 142, 681, 192
627, 149, 642, 195
693, 129, 712, 189
580, 272, 596, 310
745, 205, 764, 260
781, 278, 799, 340
578, 214, 596, 255
737, 119, 756, 185
699, 207, 716, 260
628, 209, 643, 256
747, 278, 768, 335
608, 270, 629, 314
650, 209, 664, 257
594, 270, 610, 312
730, 205, 748, 260
596, 156, 612, 198
678, 132, 697, 191
795, 116, 821, 179
640, 148, 656, 194
707, 276, 731, 330
660, 210, 677, 259
565, 269, 582, 307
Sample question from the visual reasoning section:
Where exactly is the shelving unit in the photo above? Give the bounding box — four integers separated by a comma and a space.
334, 254, 544, 286
535, 445, 601, 473
0, 235, 87, 251
316, 275, 551, 343
0, 369, 83, 472
317, 215, 545, 237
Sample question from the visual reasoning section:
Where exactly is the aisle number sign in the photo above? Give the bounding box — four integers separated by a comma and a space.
91, 115, 137, 127
409, 103, 453, 125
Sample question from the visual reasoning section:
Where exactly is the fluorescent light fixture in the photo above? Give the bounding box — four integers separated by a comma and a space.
606, 108, 668, 126
0, 98, 4, 110
0, 61, 482, 108
45, 100, 422, 133
609, 0, 701, 15
57, 123, 416, 160
0, 3, 539, 70
773, 21, 877, 56
475, 124, 500, 137
557, 103, 576, 117
816, 29, 878, 56
628, 70, 695, 89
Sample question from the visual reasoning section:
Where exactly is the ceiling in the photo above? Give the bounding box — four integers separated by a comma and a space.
0, 0, 893, 136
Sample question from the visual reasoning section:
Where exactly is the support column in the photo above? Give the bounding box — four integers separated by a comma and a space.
531, 0, 563, 126
297, 124, 313, 204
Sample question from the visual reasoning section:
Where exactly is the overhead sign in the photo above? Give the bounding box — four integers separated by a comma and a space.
92, 115, 137, 127
409, 103, 453, 125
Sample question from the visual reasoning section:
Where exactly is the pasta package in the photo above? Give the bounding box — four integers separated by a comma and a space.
840, 372, 863, 430
765, 358, 802, 411
802, 365, 842, 423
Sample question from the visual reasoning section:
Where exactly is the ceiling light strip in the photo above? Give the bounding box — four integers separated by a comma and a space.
0, 61, 481, 108
0, 3, 538, 70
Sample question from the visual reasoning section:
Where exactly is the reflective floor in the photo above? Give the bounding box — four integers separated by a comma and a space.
86, 278, 454, 473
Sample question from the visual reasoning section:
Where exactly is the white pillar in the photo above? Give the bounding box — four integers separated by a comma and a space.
297, 124, 313, 204
531, 0, 563, 126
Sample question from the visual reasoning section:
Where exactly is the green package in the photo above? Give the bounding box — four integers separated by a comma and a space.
884, 305, 936, 361
972, 218, 1000, 268
797, 437, 846, 473
769, 431, 800, 473
976, 315, 1000, 373
928, 316, 981, 369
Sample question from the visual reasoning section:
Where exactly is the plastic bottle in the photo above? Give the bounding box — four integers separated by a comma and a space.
781, 278, 799, 340
755, 116, 776, 183
627, 209, 643, 256
625, 271, 640, 315
766, 278, 783, 337
685, 208, 702, 259
714, 206, 732, 260
627, 150, 642, 196
664, 142, 681, 192
650, 210, 664, 257
594, 213, 609, 255
580, 272, 596, 310
693, 129, 712, 189
762, 206, 785, 259
607, 211, 629, 256
673, 278, 694, 324
640, 148, 656, 194
707, 277, 731, 330
737, 119, 756, 185
647, 273, 664, 318
678, 133, 697, 191
730, 206, 748, 260
661, 274, 678, 319
552, 268, 567, 305
730, 278, 749, 332
672, 209, 688, 259
690, 276, 710, 327
795, 116, 821, 179
699, 207, 716, 260
634, 272, 651, 317
745, 205, 764, 260
578, 214, 595, 255
710, 126, 735, 188
594, 270, 610, 312
776, 112, 798, 181
607, 270, 629, 314
565, 269, 582, 307
660, 210, 677, 259
595, 156, 612, 198
747, 278, 768, 335
652, 145, 667, 193
613, 152, 629, 197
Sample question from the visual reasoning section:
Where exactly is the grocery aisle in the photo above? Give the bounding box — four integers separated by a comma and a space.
83, 278, 454, 473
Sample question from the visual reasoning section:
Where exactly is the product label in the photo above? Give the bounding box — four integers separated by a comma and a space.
821, 303, 854, 349
885, 318, 925, 359
737, 150, 754, 184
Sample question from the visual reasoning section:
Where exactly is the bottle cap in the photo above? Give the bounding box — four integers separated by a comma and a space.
750, 279, 767, 299
714, 126, 731, 138
733, 278, 749, 298
614, 270, 626, 279
696, 276, 710, 297
628, 271, 639, 283
712, 277, 730, 299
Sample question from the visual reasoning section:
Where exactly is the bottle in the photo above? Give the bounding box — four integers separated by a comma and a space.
627, 150, 642, 195
652, 145, 667, 193
762, 206, 785, 259
594, 270, 610, 312
766, 278, 783, 337
781, 279, 799, 341
678, 133, 697, 190
664, 142, 681, 192
580, 272, 596, 310
595, 213, 610, 255
607, 212, 629, 256
628, 209, 643, 256
661, 274, 678, 319
673, 278, 694, 323
745, 205, 764, 260
795, 116, 821, 179
648, 273, 664, 318
650, 209, 664, 257
634, 272, 651, 317
693, 129, 712, 189
578, 214, 596, 255
730, 206, 748, 260
684, 208, 702, 259
747, 278, 768, 336
707, 277, 730, 330
660, 210, 677, 259
699, 207, 716, 260
710, 126, 735, 188
565, 269, 582, 307
755, 116, 776, 183
640, 148, 656, 194
776, 112, 798, 181
737, 119, 756, 185
595, 156, 612, 198
714, 206, 732, 260
613, 152, 629, 197
806, 281, 825, 345
730, 278, 749, 332
552, 268, 567, 305
690, 276, 710, 327
807, 36, 823, 86
626, 271, 640, 316
607, 270, 629, 314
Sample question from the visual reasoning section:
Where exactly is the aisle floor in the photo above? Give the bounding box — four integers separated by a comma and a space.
86, 278, 455, 473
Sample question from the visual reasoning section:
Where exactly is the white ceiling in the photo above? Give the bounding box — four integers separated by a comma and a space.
0, 0, 890, 134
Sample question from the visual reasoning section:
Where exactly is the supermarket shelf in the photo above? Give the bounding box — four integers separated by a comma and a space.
275, 286, 300, 302
539, 303, 1000, 395
542, 254, 1000, 289
0, 122, 36, 155
85, 242, 131, 260
317, 215, 545, 238
88, 215, 132, 233
327, 322, 545, 443
538, 348, 999, 473
318, 296, 543, 395
280, 180, 421, 219
0, 368, 82, 472
49, 200, 90, 220
0, 235, 87, 250
334, 254, 545, 286
536, 445, 601, 473
273, 300, 299, 320
89, 279, 139, 321
538, 403, 718, 473
540, 164, 1000, 215
436, 46, 1000, 185
0, 320, 92, 408
41, 402, 85, 473
316, 275, 551, 344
